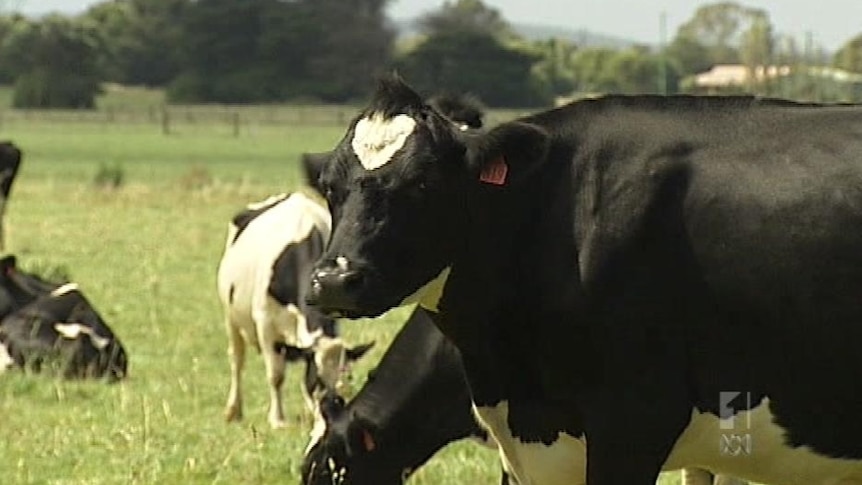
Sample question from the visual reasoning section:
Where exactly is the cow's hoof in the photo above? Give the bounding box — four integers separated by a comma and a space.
269, 418, 288, 429
224, 407, 242, 422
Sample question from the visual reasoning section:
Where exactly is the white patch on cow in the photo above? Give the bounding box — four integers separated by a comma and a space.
665, 397, 862, 485
400, 266, 451, 312
473, 401, 586, 485
474, 397, 862, 485
54, 323, 111, 350
351, 113, 416, 171
305, 409, 328, 455
335, 256, 349, 271
458, 123, 470, 131
0, 342, 14, 373
50, 282, 79, 297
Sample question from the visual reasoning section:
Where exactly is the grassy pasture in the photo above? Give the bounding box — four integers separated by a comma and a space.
0, 98, 686, 483
0, 117, 508, 484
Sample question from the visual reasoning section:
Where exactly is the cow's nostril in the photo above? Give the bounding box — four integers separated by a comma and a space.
307, 266, 364, 314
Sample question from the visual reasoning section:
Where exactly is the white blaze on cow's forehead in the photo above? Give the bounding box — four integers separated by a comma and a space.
54, 323, 111, 350
0, 342, 13, 372
305, 408, 328, 455
351, 113, 417, 171
335, 256, 349, 271
400, 266, 451, 312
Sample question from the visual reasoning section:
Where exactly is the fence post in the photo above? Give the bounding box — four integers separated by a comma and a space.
232, 111, 240, 137
161, 107, 170, 135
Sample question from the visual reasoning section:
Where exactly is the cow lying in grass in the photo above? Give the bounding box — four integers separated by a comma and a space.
217, 192, 374, 429
0, 255, 128, 381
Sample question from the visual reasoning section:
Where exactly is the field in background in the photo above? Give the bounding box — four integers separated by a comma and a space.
0, 89, 685, 484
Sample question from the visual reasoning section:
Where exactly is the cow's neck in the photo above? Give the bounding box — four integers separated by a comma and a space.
436, 140, 590, 407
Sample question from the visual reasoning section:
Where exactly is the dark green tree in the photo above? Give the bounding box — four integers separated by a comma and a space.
834, 34, 862, 74
85, 0, 187, 86
170, 0, 393, 103
397, 30, 548, 107
2, 14, 102, 108
418, 0, 513, 39
0, 13, 27, 83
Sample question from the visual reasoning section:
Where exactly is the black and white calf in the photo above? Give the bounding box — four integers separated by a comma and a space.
308, 75, 862, 485
0, 258, 127, 380
0, 141, 22, 250
217, 192, 373, 429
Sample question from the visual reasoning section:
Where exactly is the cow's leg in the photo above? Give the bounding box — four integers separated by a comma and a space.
682, 469, 715, 485
585, 391, 688, 485
224, 320, 245, 422
259, 321, 288, 429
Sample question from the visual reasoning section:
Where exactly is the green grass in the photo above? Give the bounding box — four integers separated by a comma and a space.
0, 119, 510, 484
0, 112, 687, 484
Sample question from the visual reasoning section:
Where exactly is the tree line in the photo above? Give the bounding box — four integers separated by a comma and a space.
1, 0, 861, 109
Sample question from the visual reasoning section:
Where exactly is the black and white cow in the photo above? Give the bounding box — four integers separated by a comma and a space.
0, 254, 58, 319
301, 307, 508, 485
301, 305, 743, 485
0, 258, 127, 381
307, 74, 862, 485
217, 192, 373, 429
0, 141, 22, 251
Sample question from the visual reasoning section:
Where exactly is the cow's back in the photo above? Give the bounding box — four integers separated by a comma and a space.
217, 192, 331, 339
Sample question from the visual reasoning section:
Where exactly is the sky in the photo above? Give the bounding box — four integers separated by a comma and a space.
5, 0, 861, 51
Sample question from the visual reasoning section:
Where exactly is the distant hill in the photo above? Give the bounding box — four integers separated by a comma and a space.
393, 18, 645, 50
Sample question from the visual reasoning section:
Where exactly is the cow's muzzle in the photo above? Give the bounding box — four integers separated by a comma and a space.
307, 264, 366, 318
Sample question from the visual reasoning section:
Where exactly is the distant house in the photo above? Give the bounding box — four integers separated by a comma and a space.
688, 64, 862, 100
693, 64, 791, 90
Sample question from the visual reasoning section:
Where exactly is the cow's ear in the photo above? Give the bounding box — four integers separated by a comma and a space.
464, 121, 550, 187
301, 151, 332, 196
345, 341, 375, 361
274, 342, 313, 362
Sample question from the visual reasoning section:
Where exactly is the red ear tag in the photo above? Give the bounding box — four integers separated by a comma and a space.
479, 156, 508, 185
361, 429, 376, 452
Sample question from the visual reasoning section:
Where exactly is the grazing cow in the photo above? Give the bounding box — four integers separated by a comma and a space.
0, 141, 22, 250
0, 282, 127, 380
217, 192, 373, 429
301, 307, 510, 485
307, 74, 862, 485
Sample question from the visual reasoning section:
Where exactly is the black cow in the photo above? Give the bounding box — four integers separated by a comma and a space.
0, 282, 128, 381
301, 307, 508, 485
307, 74, 862, 485
0, 141, 22, 250
300, 305, 741, 485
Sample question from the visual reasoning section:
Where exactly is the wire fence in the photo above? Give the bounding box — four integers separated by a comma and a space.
0, 104, 532, 136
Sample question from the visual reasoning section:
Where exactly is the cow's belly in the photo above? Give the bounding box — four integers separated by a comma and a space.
474, 399, 862, 485
473, 401, 586, 485
666, 398, 862, 485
